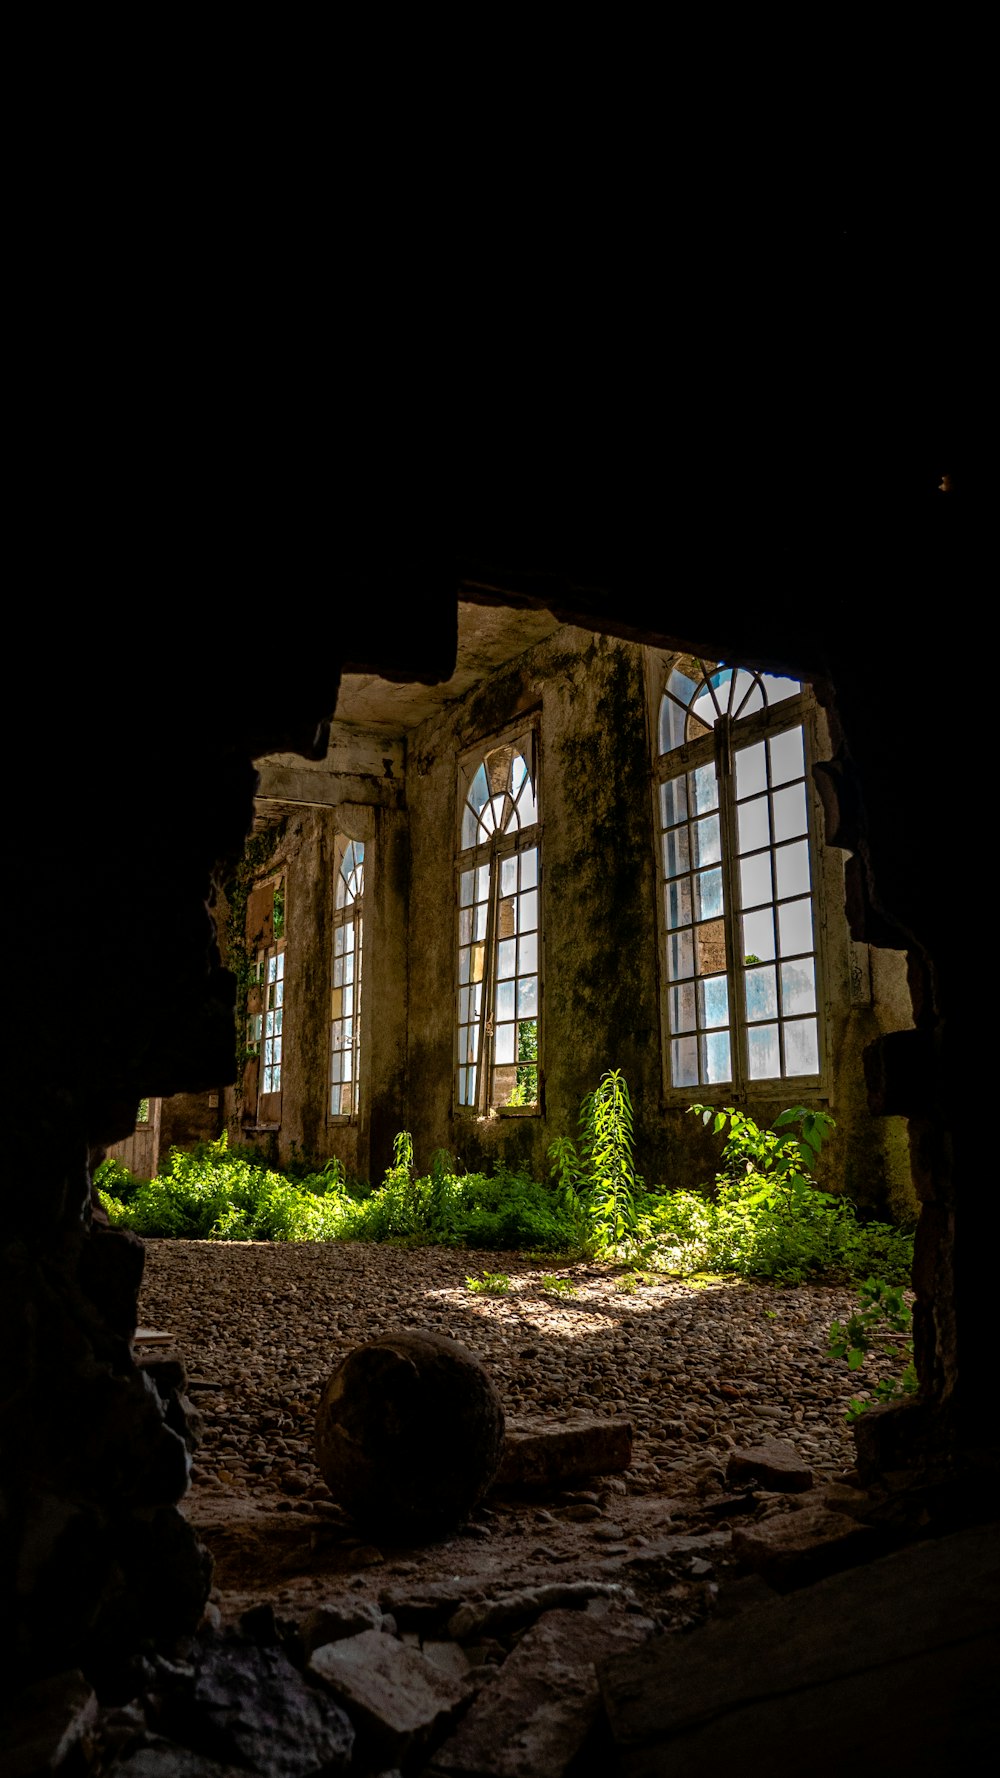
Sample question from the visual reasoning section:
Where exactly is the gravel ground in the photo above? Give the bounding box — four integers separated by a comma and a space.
138, 1240, 888, 1507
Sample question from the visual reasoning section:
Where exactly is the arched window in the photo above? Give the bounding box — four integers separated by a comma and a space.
331, 837, 364, 1118
456, 729, 540, 1113
655, 656, 821, 1094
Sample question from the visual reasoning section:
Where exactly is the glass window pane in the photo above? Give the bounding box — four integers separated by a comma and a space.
769, 725, 805, 785
745, 964, 778, 1022
477, 864, 490, 902
693, 763, 719, 814
666, 878, 693, 929
518, 933, 538, 975
268, 955, 277, 983
737, 796, 770, 853
497, 938, 516, 978
474, 902, 487, 940
516, 777, 538, 827
501, 855, 518, 896
702, 1030, 731, 1084
698, 974, 730, 1029
519, 889, 538, 931
459, 947, 470, 985
459, 907, 472, 945
781, 958, 816, 1014
695, 867, 724, 921
334, 928, 345, 956
672, 1035, 699, 1088
692, 814, 721, 868
659, 694, 689, 754
495, 1024, 515, 1065
667, 929, 694, 981
341, 1083, 354, 1115
695, 919, 727, 977
736, 741, 767, 799
498, 896, 516, 938
773, 782, 808, 843
785, 1017, 819, 1075
266, 1010, 274, 1036
274, 1007, 282, 1033
496, 979, 515, 1021
333, 956, 344, 987
747, 1023, 781, 1079
740, 852, 773, 908
517, 977, 537, 1017
660, 777, 688, 827
275, 978, 284, 1005
521, 848, 538, 889
331, 1052, 342, 1084
741, 908, 775, 963
669, 982, 697, 1032
775, 837, 811, 900
460, 869, 474, 908
732, 672, 764, 720
458, 986, 470, 1023
471, 943, 486, 982
664, 827, 690, 877
344, 955, 353, 985
344, 925, 354, 953
778, 897, 814, 956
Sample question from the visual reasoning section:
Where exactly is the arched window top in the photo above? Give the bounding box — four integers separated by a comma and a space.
658, 656, 802, 755
335, 839, 365, 909
460, 739, 537, 849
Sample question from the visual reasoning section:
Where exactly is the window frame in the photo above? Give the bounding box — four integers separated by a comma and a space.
652, 663, 826, 1105
329, 834, 365, 1124
243, 870, 286, 1130
454, 719, 542, 1119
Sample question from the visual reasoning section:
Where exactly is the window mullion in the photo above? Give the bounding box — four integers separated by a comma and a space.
716, 718, 746, 1100
477, 849, 499, 1113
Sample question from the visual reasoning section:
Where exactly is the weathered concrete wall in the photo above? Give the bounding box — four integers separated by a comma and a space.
217, 792, 409, 1186
208, 624, 916, 1220
403, 626, 915, 1217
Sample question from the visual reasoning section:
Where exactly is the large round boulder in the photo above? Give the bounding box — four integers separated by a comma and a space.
314, 1328, 505, 1541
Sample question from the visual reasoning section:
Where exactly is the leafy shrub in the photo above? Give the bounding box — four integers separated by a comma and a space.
634, 1105, 914, 1286
828, 1277, 918, 1420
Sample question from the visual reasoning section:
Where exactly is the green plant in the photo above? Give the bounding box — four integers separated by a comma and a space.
632, 1104, 914, 1286
553, 1068, 639, 1253
828, 1277, 918, 1421
506, 1019, 538, 1106
467, 1272, 511, 1295
539, 1274, 577, 1296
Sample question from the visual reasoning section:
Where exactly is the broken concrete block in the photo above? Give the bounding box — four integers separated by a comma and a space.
298, 1598, 386, 1654
309, 1627, 473, 1766
493, 1415, 633, 1488
731, 1500, 882, 1588
725, 1437, 814, 1492
422, 1605, 655, 1777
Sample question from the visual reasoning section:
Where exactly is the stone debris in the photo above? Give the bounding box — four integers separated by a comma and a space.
447, 1580, 629, 1640
309, 1627, 474, 1766
725, 1435, 814, 1491
731, 1499, 884, 1588
33, 1241, 910, 1775
420, 1603, 657, 1778
135, 1243, 871, 1517
495, 1414, 633, 1487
